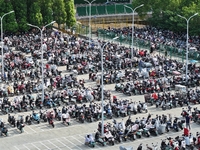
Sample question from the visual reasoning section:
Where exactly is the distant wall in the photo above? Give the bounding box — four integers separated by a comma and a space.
77, 13, 151, 27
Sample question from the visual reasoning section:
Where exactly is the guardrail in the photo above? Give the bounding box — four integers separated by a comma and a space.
97, 29, 200, 62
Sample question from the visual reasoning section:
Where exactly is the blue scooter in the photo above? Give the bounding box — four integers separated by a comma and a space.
166, 118, 179, 132
31, 112, 40, 124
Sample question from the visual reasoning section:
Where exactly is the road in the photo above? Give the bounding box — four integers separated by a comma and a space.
0, 37, 199, 150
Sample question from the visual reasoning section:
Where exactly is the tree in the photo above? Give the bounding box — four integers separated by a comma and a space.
39, 0, 53, 25
64, 0, 76, 28
132, 0, 200, 35
28, 0, 43, 26
0, 0, 18, 33
177, 2, 200, 34
11, 0, 28, 31
52, 0, 66, 28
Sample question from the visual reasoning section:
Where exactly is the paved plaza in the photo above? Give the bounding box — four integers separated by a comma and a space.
0, 70, 199, 150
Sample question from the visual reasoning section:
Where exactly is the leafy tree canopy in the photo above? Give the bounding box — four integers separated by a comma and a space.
132, 0, 200, 35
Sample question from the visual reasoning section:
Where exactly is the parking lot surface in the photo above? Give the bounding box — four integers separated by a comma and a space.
0, 71, 199, 150
0, 35, 199, 150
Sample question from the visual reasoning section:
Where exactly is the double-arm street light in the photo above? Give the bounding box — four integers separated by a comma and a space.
124, 4, 144, 59
177, 13, 198, 84
101, 36, 118, 136
27, 21, 56, 104
1, 10, 14, 77
84, 0, 96, 47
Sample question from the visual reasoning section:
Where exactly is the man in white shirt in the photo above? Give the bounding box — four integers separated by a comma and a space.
185, 135, 190, 146
62, 113, 67, 122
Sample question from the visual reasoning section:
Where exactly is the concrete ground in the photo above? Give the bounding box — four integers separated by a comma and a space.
0, 70, 199, 150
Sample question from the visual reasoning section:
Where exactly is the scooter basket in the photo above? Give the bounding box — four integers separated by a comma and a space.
162, 106, 166, 110
181, 120, 185, 123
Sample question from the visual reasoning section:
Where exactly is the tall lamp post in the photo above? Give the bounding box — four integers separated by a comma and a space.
84, 0, 96, 47
101, 37, 118, 136
1, 10, 14, 77
124, 4, 144, 59
177, 13, 198, 85
27, 21, 55, 103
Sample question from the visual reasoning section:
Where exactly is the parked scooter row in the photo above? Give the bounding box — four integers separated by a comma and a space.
137, 132, 200, 150
181, 106, 200, 124
0, 85, 112, 115
7, 114, 25, 134
144, 89, 200, 111
84, 112, 188, 148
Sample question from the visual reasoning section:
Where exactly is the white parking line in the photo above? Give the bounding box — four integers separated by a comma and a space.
71, 136, 84, 144
33, 123, 45, 131
14, 146, 20, 150
47, 140, 61, 150
23, 144, 30, 150
23, 129, 29, 134
40, 141, 50, 149
27, 126, 37, 133
63, 137, 82, 150
31, 143, 40, 150
56, 139, 72, 150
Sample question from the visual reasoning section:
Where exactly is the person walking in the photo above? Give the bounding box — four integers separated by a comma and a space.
185, 114, 191, 129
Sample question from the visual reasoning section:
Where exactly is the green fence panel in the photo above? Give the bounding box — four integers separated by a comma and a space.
116, 5, 125, 14
97, 6, 106, 15
106, 5, 116, 14
124, 4, 133, 13
77, 7, 87, 16
95, 29, 200, 62
91, 6, 97, 15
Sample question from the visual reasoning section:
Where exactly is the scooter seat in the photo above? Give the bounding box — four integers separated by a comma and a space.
138, 129, 143, 132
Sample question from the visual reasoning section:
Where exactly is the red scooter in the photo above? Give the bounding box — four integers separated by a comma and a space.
48, 116, 54, 128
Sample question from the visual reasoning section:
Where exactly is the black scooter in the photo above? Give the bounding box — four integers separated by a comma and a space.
25, 115, 32, 125
8, 114, 16, 127
17, 120, 25, 133
1, 127, 8, 136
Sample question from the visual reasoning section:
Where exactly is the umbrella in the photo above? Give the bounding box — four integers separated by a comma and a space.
190, 60, 198, 63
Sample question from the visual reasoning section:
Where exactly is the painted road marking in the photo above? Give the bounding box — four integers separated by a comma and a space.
63, 137, 82, 150
56, 139, 72, 150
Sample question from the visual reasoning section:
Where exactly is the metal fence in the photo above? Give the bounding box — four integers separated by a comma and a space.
65, 26, 200, 62
97, 29, 200, 62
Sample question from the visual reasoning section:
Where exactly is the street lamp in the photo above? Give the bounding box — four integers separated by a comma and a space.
101, 36, 118, 136
27, 21, 55, 104
177, 13, 198, 85
84, 0, 96, 47
1, 10, 14, 77
124, 4, 144, 59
